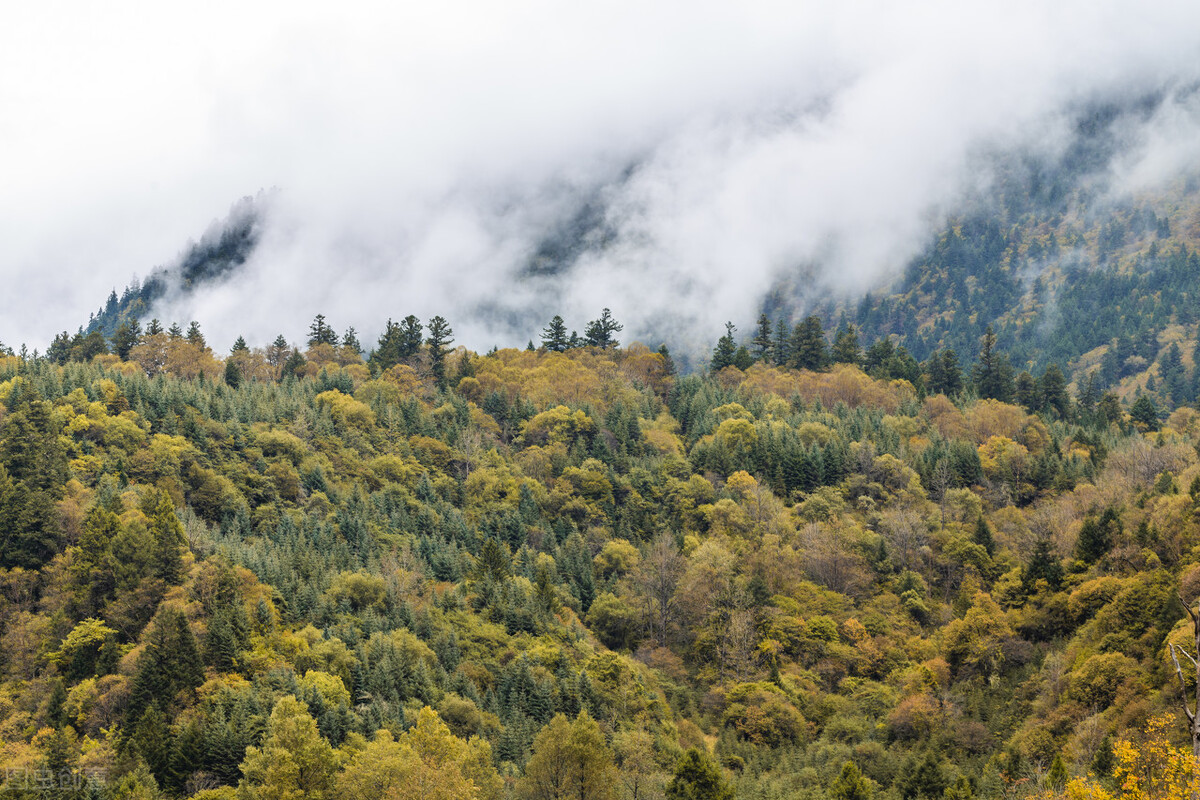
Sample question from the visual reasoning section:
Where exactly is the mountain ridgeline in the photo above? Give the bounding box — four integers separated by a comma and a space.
82, 194, 267, 341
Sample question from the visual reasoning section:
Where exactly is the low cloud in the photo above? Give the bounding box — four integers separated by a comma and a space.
3, 1, 1200, 353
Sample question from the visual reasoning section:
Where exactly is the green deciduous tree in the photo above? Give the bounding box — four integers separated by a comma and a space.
239, 695, 338, 800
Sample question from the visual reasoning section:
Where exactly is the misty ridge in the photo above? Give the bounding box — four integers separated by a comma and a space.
79, 81, 1200, 375
9, 2, 1200, 365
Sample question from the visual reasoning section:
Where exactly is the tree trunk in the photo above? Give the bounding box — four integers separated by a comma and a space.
1169, 596, 1200, 759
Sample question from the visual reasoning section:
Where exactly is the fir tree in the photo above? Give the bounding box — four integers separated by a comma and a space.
584, 308, 623, 348
427, 315, 454, 390
711, 322, 737, 371
112, 318, 142, 360
541, 315, 569, 352
831, 324, 862, 365
789, 316, 830, 371
307, 314, 337, 347
973, 326, 1015, 402
751, 313, 774, 361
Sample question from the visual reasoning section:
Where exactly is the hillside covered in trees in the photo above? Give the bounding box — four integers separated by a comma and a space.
5, 308, 1200, 799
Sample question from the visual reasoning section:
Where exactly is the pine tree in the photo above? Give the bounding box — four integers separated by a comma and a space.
831, 325, 862, 365
1039, 364, 1071, 418
584, 308, 623, 348
146, 490, 186, 584
789, 316, 829, 371
711, 322, 737, 371
400, 315, 424, 359
973, 326, 1015, 402
427, 316, 454, 390
341, 326, 362, 355
1130, 395, 1160, 431
751, 313, 773, 361
972, 515, 994, 556
112, 318, 142, 359
185, 321, 206, 348
281, 347, 307, 381
772, 317, 791, 366
1015, 371, 1039, 411
541, 315, 569, 352
307, 314, 337, 347
372, 319, 405, 371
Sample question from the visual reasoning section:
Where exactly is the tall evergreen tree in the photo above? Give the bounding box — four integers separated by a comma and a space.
112, 319, 142, 360
185, 321, 206, 348
341, 326, 362, 355
789, 316, 830, 371
831, 324, 862, 365
399, 315, 424, 359
307, 314, 337, 347
751, 313, 774, 362
711, 322, 737, 371
541, 315, 569, 352
1039, 364, 1071, 418
584, 308, 623, 348
372, 319, 404, 371
772, 317, 791, 366
427, 315, 454, 390
973, 326, 1015, 402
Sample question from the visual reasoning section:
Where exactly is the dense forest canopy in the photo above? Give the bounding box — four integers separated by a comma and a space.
4, 303, 1200, 800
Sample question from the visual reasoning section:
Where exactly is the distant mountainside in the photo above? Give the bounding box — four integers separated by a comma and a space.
83, 193, 268, 338
791, 93, 1200, 400
76, 95, 1200, 400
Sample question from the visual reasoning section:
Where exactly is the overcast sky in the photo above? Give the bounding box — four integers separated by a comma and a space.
3, 1, 1200, 353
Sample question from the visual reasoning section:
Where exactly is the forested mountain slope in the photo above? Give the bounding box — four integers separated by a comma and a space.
4, 314, 1200, 799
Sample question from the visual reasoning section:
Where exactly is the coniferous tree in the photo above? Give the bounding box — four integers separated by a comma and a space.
973, 326, 1015, 402
584, 308, 623, 348
1039, 364, 1070, 418
231, 335, 249, 353
711, 322, 737, 371
267, 334, 290, 371
341, 326, 362, 355
185, 321, 206, 348
427, 315, 454, 390
224, 359, 242, 389
281, 346, 307, 381
973, 515, 994, 556
772, 317, 791, 366
789, 316, 830, 371
1130, 395, 1160, 430
751, 313, 774, 362
372, 319, 404, 371
307, 314, 337, 347
831, 324, 862, 365
112, 318, 142, 360
541, 315, 569, 352
1015, 371, 1039, 412
399, 315, 424, 359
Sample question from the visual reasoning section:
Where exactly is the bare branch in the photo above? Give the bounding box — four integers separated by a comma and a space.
1180, 594, 1199, 626
1169, 643, 1196, 722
